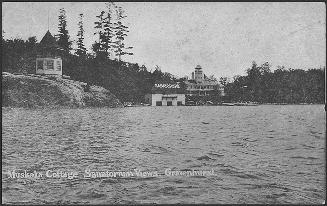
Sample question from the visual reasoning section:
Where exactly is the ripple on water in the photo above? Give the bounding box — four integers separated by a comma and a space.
2, 105, 325, 204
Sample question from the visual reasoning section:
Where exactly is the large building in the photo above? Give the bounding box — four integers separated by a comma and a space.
145, 82, 185, 106
35, 30, 63, 76
185, 65, 224, 96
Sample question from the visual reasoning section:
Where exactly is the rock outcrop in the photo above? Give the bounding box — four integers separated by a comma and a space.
2, 72, 123, 108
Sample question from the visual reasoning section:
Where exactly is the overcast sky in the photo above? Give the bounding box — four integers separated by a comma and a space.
2, 2, 326, 78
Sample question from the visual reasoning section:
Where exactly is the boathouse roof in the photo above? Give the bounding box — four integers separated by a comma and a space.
151, 81, 184, 94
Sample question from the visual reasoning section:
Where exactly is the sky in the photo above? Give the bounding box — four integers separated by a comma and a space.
2, 2, 326, 79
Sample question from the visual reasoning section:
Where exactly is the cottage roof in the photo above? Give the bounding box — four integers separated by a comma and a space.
39, 30, 61, 49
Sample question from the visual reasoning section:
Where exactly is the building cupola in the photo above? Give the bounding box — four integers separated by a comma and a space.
194, 64, 204, 82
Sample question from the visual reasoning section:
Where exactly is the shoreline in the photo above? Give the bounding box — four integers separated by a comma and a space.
3, 103, 325, 110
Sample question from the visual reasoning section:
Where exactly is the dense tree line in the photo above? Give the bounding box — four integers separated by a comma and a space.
1, 39, 176, 104
2, 4, 176, 103
2, 4, 325, 104
223, 61, 325, 104
2, 36, 38, 74
1, 36, 175, 103
67, 57, 176, 103
2, 37, 325, 104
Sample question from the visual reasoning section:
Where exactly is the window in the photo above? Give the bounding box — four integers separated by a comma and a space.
167, 101, 172, 106
177, 101, 183, 106
37, 60, 43, 70
156, 101, 162, 106
46, 60, 54, 70
56, 60, 61, 71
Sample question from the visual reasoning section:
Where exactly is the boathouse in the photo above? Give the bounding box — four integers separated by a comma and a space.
145, 82, 185, 106
35, 30, 63, 75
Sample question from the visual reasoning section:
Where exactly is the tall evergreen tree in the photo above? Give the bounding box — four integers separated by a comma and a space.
93, 11, 106, 57
102, 3, 116, 58
57, 8, 71, 53
76, 13, 86, 57
113, 6, 133, 62
92, 3, 116, 59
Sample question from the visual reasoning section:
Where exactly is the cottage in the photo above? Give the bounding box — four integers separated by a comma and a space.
145, 83, 185, 106
35, 30, 63, 75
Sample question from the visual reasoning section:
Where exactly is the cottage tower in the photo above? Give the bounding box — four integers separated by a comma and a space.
35, 30, 63, 75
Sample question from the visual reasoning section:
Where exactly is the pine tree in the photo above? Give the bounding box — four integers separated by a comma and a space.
112, 6, 133, 62
93, 11, 106, 57
57, 8, 71, 53
76, 13, 86, 57
92, 3, 116, 59
102, 3, 115, 58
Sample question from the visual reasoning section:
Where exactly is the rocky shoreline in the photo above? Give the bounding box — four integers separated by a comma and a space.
2, 72, 123, 108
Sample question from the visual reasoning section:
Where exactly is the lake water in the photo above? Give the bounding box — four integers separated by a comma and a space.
2, 105, 325, 204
